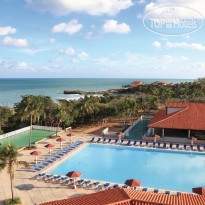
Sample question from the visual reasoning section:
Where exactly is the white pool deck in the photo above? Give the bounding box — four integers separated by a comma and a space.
0, 133, 204, 205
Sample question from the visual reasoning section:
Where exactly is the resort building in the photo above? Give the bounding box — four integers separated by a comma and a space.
150, 81, 172, 86
131, 81, 144, 87
40, 187, 205, 205
148, 102, 205, 141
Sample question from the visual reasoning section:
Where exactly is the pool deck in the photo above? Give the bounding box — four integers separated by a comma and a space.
0, 133, 204, 205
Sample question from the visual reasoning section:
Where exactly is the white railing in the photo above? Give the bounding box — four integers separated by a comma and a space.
0, 125, 62, 140
0, 126, 30, 140
32, 125, 62, 132
124, 116, 143, 137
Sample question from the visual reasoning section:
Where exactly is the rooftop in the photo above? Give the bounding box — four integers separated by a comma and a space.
148, 102, 205, 130
40, 187, 205, 205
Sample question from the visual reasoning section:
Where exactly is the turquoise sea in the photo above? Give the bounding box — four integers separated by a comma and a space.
0, 78, 194, 106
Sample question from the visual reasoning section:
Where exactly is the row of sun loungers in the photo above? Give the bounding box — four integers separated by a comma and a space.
90, 137, 205, 151
32, 140, 84, 172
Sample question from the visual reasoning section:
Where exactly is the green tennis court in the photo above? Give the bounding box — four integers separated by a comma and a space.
0, 130, 56, 149
125, 119, 152, 140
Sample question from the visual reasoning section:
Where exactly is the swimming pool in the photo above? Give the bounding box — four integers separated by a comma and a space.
50, 144, 205, 192
125, 119, 151, 140
0, 130, 56, 149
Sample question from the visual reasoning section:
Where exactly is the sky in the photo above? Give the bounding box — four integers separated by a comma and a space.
0, 0, 205, 79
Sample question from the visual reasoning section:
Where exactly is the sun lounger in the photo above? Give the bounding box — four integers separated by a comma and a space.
165, 191, 170, 194
37, 173, 46, 179
93, 181, 101, 188
84, 180, 92, 187
59, 176, 69, 184
133, 141, 137, 146
139, 141, 143, 146
197, 145, 201, 151
40, 161, 49, 167
152, 142, 156, 148
120, 140, 124, 145
184, 145, 187, 150
32, 166, 41, 172
56, 151, 64, 156
126, 140, 131, 146
176, 144, 179, 149
163, 143, 167, 149
49, 156, 57, 161
154, 189, 159, 193
63, 148, 70, 153
113, 184, 119, 188
114, 139, 118, 144
157, 142, 161, 148
190, 145, 194, 151
45, 158, 54, 163
169, 144, 173, 149
145, 141, 149, 146
122, 185, 128, 188
53, 154, 61, 159
52, 175, 61, 183
72, 142, 79, 147
203, 146, 205, 151
102, 138, 106, 143
60, 149, 67, 154
68, 145, 75, 150
36, 163, 44, 169
96, 138, 101, 143
107, 139, 111, 144
104, 183, 110, 189
78, 179, 85, 185
142, 188, 147, 191
44, 174, 54, 182
90, 137, 95, 142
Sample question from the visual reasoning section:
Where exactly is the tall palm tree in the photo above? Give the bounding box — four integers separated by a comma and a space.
0, 143, 29, 201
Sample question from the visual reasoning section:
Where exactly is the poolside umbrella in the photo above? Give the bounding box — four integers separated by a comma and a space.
151, 134, 160, 143
44, 144, 55, 154
192, 187, 205, 195
56, 137, 66, 149
30, 151, 42, 164
188, 136, 197, 145
125, 179, 142, 189
66, 171, 82, 189
117, 132, 124, 141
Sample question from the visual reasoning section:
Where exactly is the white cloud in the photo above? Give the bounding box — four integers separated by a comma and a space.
49, 57, 64, 63
84, 32, 93, 39
52, 19, 82, 35
25, 0, 133, 16
166, 41, 205, 51
71, 58, 80, 63
181, 56, 188, 61
49, 38, 56, 43
152, 41, 161, 47
0, 26, 16, 36
102, 20, 130, 33
137, 0, 146, 4
59, 48, 75, 55
2, 36, 29, 47
77, 51, 90, 58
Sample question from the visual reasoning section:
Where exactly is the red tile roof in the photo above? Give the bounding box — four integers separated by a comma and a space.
148, 102, 205, 131
40, 188, 205, 205
151, 81, 171, 86
131, 81, 144, 86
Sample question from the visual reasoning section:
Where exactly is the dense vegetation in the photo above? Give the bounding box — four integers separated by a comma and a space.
0, 77, 205, 134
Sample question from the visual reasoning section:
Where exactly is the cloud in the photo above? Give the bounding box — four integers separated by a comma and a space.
25, 0, 133, 16
84, 32, 93, 39
49, 57, 64, 63
71, 58, 80, 63
77, 51, 89, 58
59, 48, 75, 55
49, 38, 56, 43
0, 26, 16, 36
166, 42, 205, 50
2, 36, 29, 47
152, 41, 161, 47
52, 19, 82, 35
181, 56, 188, 61
102, 20, 130, 33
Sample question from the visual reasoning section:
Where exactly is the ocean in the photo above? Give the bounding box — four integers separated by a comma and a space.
0, 78, 194, 106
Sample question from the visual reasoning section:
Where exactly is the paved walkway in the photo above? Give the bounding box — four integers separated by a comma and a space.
0, 132, 96, 205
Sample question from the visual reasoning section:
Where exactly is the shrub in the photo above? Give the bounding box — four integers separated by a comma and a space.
5, 197, 21, 205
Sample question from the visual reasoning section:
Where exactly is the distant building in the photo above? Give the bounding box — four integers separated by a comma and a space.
150, 81, 172, 86
131, 81, 144, 87
148, 102, 205, 138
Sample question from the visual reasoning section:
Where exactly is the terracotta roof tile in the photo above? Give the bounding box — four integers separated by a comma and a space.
148, 102, 205, 130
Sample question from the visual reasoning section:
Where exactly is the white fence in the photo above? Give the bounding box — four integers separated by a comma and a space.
32, 125, 62, 132
124, 116, 143, 137
0, 125, 62, 140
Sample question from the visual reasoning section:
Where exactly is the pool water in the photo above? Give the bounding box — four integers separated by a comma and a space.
50, 144, 205, 192
0, 130, 55, 149
125, 119, 151, 140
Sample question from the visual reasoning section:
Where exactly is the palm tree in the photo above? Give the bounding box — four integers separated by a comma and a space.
0, 143, 29, 201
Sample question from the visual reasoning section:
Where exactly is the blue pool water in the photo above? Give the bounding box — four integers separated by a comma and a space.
50, 144, 205, 192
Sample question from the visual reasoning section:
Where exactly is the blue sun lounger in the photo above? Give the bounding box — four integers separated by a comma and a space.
107, 139, 111, 144
52, 175, 61, 182
96, 138, 101, 143
142, 188, 147, 191
45, 158, 54, 163
176, 144, 179, 149
113, 184, 119, 188
40, 161, 49, 167
153, 142, 156, 148
197, 145, 201, 151
44, 174, 54, 181
60, 149, 67, 154
145, 141, 149, 146
154, 189, 159, 193
104, 183, 110, 189
56, 151, 64, 156
53, 154, 61, 159
139, 141, 143, 146
165, 191, 170, 194
184, 145, 187, 150
122, 185, 128, 188
133, 141, 137, 146
190, 145, 194, 151
36, 163, 44, 169
163, 143, 167, 149
102, 138, 106, 143
49, 156, 57, 161
114, 139, 118, 144
126, 140, 131, 146
32, 166, 41, 172
169, 144, 173, 149
120, 140, 124, 145
93, 181, 101, 188
203, 146, 205, 151
78, 179, 85, 185
84, 180, 92, 187
37, 173, 46, 179
90, 137, 95, 142
157, 142, 161, 148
